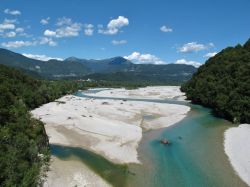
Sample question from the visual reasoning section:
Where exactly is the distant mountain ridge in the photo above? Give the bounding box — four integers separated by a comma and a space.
0, 48, 90, 78
64, 56, 133, 73
0, 48, 197, 83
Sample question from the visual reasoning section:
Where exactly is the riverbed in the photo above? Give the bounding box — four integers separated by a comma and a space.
33, 86, 248, 187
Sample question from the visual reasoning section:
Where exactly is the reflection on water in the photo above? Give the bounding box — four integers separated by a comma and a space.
51, 145, 129, 187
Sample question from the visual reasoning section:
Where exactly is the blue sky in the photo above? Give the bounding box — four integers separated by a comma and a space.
0, 0, 249, 66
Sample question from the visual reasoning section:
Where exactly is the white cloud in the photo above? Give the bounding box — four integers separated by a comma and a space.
14, 27, 29, 37
112, 40, 127, 45
179, 42, 214, 53
39, 37, 57, 46
40, 17, 50, 25
3, 19, 17, 24
124, 52, 166, 64
56, 23, 81, 37
175, 59, 202, 68
204, 52, 217, 58
84, 24, 94, 36
15, 27, 24, 33
98, 16, 129, 35
1, 37, 57, 48
56, 17, 72, 26
44, 29, 57, 37
160, 25, 173, 32
4, 9, 21, 16
44, 17, 82, 38
0, 22, 15, 30
22, 53, 63, 61
5, 31, 16, 37
1, 41, 34, 48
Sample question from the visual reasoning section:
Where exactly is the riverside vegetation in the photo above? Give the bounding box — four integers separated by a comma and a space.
0, 63, 153, 186
181, 39, 250, 123
0, 64, 84, 186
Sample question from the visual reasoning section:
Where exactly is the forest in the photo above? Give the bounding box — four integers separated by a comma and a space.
0, 64, 85, 186
181, 39, 250, 123
0, 63, 153, 186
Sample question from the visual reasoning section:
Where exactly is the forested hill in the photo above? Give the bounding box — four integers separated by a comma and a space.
181, 39, 250, 123
0, 64, 84, 186
0, 48, 197, 84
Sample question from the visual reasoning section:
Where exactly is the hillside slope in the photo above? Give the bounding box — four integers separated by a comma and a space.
83, 64, 195, 85
0, 48, 90, 78
0, 48, 197, 84
0, 64, 86, 186
181, 39, 250, 123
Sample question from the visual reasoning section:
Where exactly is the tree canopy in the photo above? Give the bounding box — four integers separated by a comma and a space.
181, 39, 250, 123
0, 64, 87, 186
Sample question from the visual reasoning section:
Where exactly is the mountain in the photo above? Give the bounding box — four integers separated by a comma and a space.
64, 56, 196, 84
82, 64, 195, 84
181, 39, 250, 123
0, 48, 197, 84
64, 56, 133, 73
0, 48, 89, 78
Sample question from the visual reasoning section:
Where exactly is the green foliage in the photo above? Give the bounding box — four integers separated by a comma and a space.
0, 48, 196, 84
78, 63, 196, 85
0, 48, 89, 78
0, 64, 89, 186
181, 39, 250, 123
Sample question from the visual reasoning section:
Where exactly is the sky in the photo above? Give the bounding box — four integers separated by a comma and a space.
0, 0, 249, 67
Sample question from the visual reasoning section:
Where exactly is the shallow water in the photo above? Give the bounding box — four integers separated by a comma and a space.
50, 90, 248, 187
51, 144, 129, 187
129, 104, 248, 187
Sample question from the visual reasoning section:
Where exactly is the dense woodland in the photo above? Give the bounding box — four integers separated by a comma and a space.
0, 64, 152, 186
181, 39, 250, 123
0, 64, 89, 186
0, 64, 81, 186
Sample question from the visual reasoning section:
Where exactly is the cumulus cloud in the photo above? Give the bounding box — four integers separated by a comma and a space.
0, 18, 28, 38
15, 27, 24, 33
174, 59, 202, 68
204, 52, 217, 58
44, 29, 57, 37
0, 22, 15, 30
43, 17, 82, 38
3, 19, 17, 24
56, 17, 72, 26
84, 24, 94, 36
111, 40, 127, 45
4, 31, 16, 37
1, 41, 34, 48
56, 23, 81, 37
0, 19, 17, 35
4, 9, 21, 16
40, 17, 50, 25
1, 37, 57, 48
39, 37, 57, 46
15, 27, 29, 37
160, 25, 173, 32
124, 52, 166, 64
22, 53, 63, 61
98, 16, 129, 35
179, 42, 214, 53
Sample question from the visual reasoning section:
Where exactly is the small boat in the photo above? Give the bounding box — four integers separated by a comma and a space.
160, 139, 171, 145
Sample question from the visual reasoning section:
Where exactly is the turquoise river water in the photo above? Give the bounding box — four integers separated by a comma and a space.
51, 90, 248, 187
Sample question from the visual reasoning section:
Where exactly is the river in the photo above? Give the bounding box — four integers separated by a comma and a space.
51, 89, 247, 187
